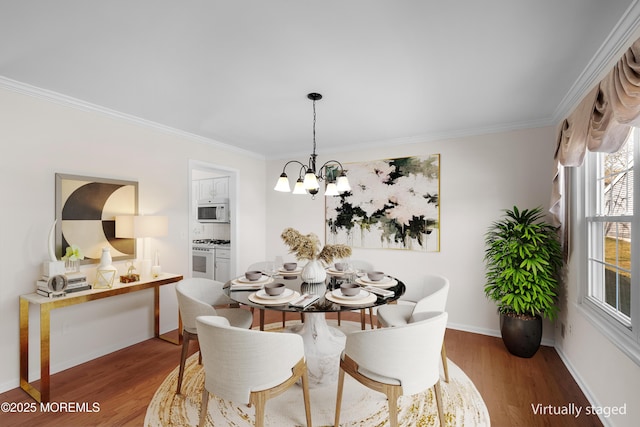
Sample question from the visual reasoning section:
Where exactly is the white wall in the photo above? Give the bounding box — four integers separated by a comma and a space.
265, 126, 558, 340
0, 85, 267, 392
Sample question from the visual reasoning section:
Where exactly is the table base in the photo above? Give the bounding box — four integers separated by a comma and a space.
286, 313, 346, 387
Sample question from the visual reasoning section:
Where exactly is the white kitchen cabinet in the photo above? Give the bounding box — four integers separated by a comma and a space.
198, 179, 215, 200
197, 177, 229, 201
215, 248, 231, 283
212, 177, 229, 199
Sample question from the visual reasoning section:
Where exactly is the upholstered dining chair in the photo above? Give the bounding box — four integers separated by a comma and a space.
195, 315, 312, 427
336, 259, 375, 329
335, 311, 448, 427
175, 278, 253, 394
375, 274, 450, 382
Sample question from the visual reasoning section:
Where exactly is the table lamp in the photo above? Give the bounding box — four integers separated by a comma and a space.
115, 215, 168, 279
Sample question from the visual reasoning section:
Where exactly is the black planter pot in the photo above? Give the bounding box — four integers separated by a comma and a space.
499, 312, 542, 358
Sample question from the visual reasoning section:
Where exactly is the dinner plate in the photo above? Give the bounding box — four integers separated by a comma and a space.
359, 275, 393, 284
229, 282, 265, 291
234, 275, 271, 284
355, 277, 398, 289
248, 290, 300, 305
255, 288, 294, 300
278, 268, 302, 275
330, 289, 370, 300
325, 291, 377, 306
326, 268, 354, 275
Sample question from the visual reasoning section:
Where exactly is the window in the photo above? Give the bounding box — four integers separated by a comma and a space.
585, 129, 638, 351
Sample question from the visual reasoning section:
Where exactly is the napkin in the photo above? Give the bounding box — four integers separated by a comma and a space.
230, 283, 264, 291
364, 286, 394, 297
289, 294, 319, 307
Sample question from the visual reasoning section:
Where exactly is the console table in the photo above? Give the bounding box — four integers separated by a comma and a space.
19, 273, 183, 402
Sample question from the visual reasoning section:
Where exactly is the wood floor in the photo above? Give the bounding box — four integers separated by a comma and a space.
0, 310, 602, 427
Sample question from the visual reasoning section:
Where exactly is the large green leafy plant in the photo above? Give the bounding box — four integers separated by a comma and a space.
484, 206, 563, 320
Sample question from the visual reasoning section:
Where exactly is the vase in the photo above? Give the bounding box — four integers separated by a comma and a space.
301, 281, 327, 296
151, 250, 162, 278
99, 248, 115, 269
500, 312, 542, 358
95, 247, 118, 288
65, 259, 80, 273
301, 259, 327, 284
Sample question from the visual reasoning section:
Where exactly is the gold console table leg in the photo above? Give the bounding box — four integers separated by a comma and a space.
40, 305, 51, 402
19, 297, 50, 402
155, 286, 182, 345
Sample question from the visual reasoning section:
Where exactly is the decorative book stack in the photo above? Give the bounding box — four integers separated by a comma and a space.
36, 271, 91, 298
63, 272, 92, 293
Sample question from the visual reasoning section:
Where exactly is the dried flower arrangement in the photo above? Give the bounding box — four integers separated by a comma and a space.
281, 227, 352, 264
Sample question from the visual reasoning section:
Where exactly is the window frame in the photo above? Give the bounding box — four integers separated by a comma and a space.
582, 130, 640, 365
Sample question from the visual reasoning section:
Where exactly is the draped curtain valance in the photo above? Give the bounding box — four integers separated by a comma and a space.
556, 37, 640, 167
552, 37, 640, 253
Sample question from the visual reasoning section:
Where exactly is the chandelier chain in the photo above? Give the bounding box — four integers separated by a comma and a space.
312, 98, 317, 157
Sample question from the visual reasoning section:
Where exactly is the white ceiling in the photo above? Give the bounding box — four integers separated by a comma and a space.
1, 1, 639, 158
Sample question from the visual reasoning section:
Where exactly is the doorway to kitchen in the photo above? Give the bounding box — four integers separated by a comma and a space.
189, 160, 238, 283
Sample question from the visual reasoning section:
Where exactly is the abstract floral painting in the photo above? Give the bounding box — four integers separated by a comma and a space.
325, 154, 440, 252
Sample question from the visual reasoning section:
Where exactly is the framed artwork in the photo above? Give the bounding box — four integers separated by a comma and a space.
55, 173, 138, 264
325, 154, 440, 252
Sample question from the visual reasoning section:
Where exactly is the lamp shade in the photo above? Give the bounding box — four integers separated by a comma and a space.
292, 178, 307, 194
303, 171, 320, 191
324, 182, 339, 196
274, 173, 291, 192
116, 215, 168, 238
336, 174, 351, 192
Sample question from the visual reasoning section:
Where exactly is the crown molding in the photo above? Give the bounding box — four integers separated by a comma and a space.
552, 0, 640, 123
0, 76, 265, 160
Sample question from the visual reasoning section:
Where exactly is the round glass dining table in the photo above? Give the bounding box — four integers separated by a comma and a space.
224, 271, 405, 387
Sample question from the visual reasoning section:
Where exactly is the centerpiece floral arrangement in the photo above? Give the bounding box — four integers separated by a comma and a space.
281, 227, 352, 283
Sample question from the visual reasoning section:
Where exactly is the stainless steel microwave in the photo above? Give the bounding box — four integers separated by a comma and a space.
197, 199, 229, 223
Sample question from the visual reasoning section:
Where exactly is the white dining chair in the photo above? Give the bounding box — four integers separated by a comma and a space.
175, 278, 253, 394
336, 259, 375, 329
195, 315, 312, 427
376, 274, 450, 382
335, 311, 448, 427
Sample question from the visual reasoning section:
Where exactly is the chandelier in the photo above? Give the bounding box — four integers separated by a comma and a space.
274, 93, 351, 199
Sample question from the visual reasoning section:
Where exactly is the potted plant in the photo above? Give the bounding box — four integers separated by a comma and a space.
483, 206, 563, 358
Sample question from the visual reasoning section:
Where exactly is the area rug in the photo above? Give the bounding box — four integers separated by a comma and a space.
145, 321, 490, 427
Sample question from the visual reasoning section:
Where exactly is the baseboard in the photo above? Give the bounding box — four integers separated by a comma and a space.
554, 347, 613, 427
0, 379, 16, 395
